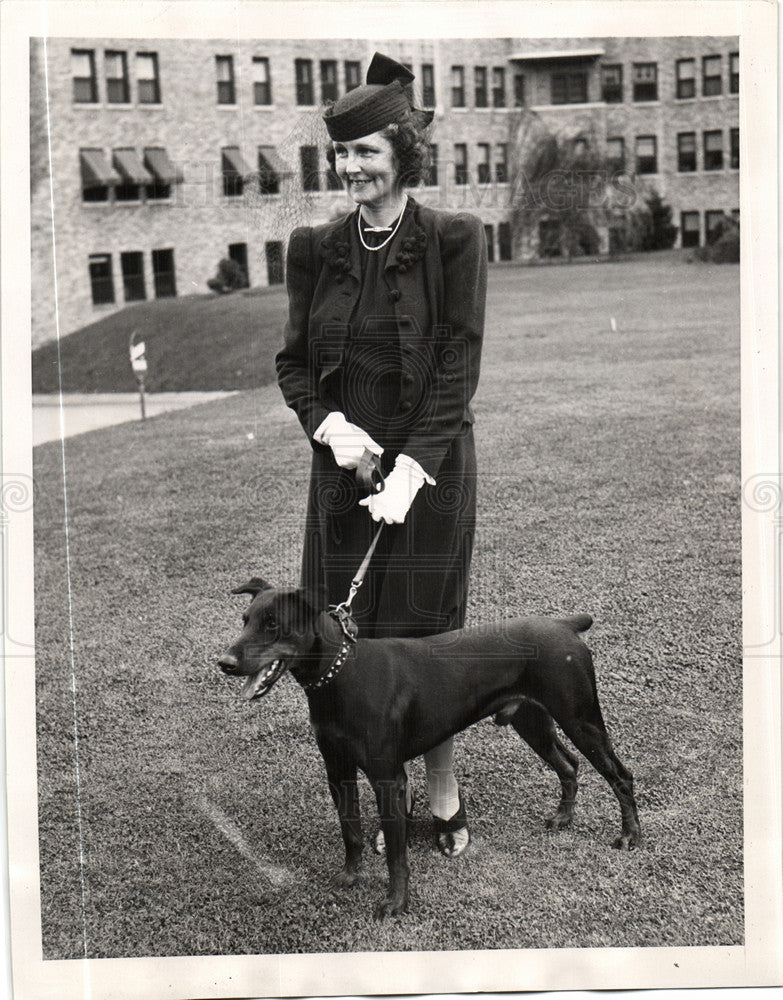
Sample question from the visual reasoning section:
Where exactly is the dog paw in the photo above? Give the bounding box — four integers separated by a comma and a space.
332, 867, 363, 889
545, 813, 573, 831
612, 831, 641, 851
373, 895, 408, 919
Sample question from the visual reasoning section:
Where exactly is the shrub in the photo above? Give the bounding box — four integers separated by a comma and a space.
207, 257, 248, 294
695, 215, 740, 264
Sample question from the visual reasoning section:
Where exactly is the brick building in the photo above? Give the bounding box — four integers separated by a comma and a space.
30, 35, 739, 346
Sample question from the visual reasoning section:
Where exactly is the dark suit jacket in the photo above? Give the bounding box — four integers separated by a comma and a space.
276, 197, 487, 480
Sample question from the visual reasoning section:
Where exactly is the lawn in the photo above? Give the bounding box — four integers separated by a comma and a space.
31, 286, 286, 394
33, 255, 742, 958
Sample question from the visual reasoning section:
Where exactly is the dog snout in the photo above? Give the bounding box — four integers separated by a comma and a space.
218, 652, 240, 674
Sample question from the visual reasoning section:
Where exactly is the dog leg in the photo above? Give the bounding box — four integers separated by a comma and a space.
321, 751, 364, 887
370, 770, 410, 918
510, 699, 579, 830
556, 711, 641, 849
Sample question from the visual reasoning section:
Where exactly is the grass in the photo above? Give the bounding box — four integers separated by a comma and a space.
33, 255, 742, 958
31, 287, 286, 394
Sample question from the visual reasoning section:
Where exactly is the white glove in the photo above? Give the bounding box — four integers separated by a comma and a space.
314, 411, 383, 470
359, 454, 431, 525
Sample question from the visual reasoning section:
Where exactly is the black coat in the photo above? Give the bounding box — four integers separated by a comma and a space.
276, 198, 487, 638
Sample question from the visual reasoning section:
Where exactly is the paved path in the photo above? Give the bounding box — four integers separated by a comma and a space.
32, 392, 238, 446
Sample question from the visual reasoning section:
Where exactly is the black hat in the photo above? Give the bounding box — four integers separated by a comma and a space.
323, 52, 434, 141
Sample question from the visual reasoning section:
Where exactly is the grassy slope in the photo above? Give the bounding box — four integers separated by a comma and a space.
34, 257, 742, 958
31, 289, 286, 393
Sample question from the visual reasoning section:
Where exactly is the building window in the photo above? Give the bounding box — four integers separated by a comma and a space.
421, 63, 435, 106
72, 49, 97, 103
222, 147, 248, 196
731, 209, 740, 223
216, 55, 235, 104
704, 130, 723, 170
320, 60, 338, 103
730, 51, 739, 94
257, 148, 280, 195
300, 145, 320, 191
676, 58, 696, 99
606, 137, 625, 172
632, 63, 657, 101
635, 135, 657, 174
730, 127, 739, 169
601, 64, 623, 103
702, 55, 722, 96
551, 71, 587, 105
345, 60, 361, 92
105, 50, 130, 104
144, 148, 180, 199
136, 52, 160, 104
498, 221, 512, 260
228, 243, 249, 286
705, 210, 725, 245
152, 248, 176, 297
252, 57, 272, 104
266, 241, 284, 285
513, 72, 525, 106
89, 254, 114, 304
484, 224, 495, 263
477, 143, 490, 184
113, 148, 149, 201
677, 132, 697, 172
295, 59, 314, 105
491, 67, 505, 107
121, 252, 146, 302
426, 143, 438, 186
80, 148, 115, 202
454, 143, 468, 185
495, 142, 508, 183
474, 67, 488, 107
451, 66, 465, 107
681, 211, 700, 248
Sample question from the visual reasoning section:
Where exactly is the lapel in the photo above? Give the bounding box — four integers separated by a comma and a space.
317, 198, 428, 294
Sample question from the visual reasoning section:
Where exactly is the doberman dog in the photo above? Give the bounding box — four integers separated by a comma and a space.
218, 579, 641, 918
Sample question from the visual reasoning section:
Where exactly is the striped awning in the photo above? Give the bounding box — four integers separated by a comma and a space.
258, 145, 292, 177
113, 149, 154, 185
80, 149, 121, 188
144, 148, 184, 185
222, 147, 253, 177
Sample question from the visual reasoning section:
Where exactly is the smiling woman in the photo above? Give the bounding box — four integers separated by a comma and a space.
275, 52, 488, 874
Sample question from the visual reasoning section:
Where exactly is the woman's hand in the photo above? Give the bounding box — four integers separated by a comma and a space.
314, 411, 383, 470
359, 454, 428, 524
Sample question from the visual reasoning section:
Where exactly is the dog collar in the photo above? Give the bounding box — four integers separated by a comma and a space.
301, 634, 354, 692
301, 606, 357, 693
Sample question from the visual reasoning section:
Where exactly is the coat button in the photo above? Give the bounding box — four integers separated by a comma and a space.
389, 289, 401, 302
402, 372, 414, 386
399, 400, 412, 412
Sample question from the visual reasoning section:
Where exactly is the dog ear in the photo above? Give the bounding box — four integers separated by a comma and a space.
300, 585, 326, 613
231, 577, 274, 596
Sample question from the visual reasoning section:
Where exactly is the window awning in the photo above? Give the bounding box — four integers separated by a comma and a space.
222, 147, 253, 177
509, 48, 604, 62
258, 145, 292, 177
144, 148, 184, 185
80, 149, 121, 188
113, 149, 153, 185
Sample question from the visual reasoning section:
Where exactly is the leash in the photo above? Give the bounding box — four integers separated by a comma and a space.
305, 450, 384, 692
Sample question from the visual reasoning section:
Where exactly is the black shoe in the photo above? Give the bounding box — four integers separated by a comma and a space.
433, 791, 470, 858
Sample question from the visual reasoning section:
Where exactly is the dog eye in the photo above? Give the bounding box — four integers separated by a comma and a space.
264, 615, 278, 631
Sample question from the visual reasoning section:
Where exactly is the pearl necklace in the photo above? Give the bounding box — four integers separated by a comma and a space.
357, 198, 407, 251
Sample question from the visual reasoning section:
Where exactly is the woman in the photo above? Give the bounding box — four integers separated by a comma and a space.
276, 53, 487, 858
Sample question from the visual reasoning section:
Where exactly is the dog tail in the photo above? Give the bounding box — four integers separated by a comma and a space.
559, 613, 593, 634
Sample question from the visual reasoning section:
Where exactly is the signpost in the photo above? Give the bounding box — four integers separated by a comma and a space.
129, 331, 148, 420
